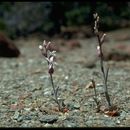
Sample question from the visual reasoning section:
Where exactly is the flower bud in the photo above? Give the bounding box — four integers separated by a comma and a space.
48, 67, 54, 74
97, 45, 101, 57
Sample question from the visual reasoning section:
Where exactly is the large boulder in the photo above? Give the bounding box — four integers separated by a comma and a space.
0, 32, 20, 57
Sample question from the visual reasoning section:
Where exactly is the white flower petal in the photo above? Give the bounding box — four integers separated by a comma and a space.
97, 45, 100, 51
48, 41, 51, 44
45, 57, 49, 62
39, 45, 43, 50
50, 56, 54, 62
49, 64, 53, 69
46, 41, 51, 49
52, 51, 56, 55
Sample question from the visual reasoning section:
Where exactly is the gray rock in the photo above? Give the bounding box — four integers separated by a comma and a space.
73, 102, 80, 109
17, 116, 23, 122
13, 111, 20, 120
63, 119, 78, 127
39, 115, 58, 124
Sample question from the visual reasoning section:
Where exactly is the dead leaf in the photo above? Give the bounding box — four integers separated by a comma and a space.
104, 110, 119, 117
85, 82, 94, 89
99, 105, 119, 117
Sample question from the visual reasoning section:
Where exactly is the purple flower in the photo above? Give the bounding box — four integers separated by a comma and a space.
39, 40, 57, 74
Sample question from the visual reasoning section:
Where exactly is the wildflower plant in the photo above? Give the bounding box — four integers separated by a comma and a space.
39, 40, 64, 112
93, 13, 112, 108
87, 13, 119, 116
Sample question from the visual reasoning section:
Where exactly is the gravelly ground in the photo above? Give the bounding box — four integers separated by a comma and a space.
0, 28, 130, 127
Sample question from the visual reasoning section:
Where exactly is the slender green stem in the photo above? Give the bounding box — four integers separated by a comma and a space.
91, 79, 99, 107
97, 34, 111, 108
49, 74, 61, 111
100, 56, 111, 107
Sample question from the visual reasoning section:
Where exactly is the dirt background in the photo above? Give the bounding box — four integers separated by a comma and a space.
0, 28, 130, 127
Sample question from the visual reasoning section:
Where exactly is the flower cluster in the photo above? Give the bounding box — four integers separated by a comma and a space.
39, 40, 57, 75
